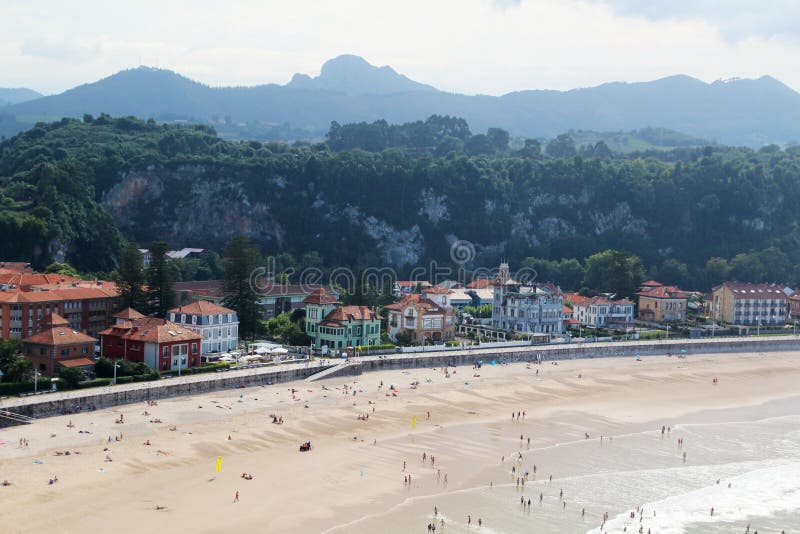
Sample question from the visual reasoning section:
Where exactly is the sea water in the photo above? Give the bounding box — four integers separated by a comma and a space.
332, 413, 800, 533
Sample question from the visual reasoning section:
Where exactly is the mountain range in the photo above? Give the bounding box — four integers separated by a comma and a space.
3, 55, 800, 146
0, 87, 42, 107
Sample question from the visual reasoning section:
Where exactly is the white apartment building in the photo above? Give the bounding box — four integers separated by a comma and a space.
168, 300, 239, 355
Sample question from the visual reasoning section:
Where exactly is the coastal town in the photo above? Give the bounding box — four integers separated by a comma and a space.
0, 253, 797, 394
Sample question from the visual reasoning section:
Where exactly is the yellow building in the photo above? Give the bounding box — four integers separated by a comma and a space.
637, 281, 689, 322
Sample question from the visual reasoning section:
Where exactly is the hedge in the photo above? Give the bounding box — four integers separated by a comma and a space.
0, 378, 52, 396
77, 378, 112, 389
133, 373, 160, 382
114, 376, 134, 384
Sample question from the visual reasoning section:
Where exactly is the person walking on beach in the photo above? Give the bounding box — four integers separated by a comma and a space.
467, 515, 471, 526
478, 518, 482, 527
683, 451, 687, 463
233, 491, 239, 503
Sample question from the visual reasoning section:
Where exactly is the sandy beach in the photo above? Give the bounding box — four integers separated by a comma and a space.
2, 350, 800, 533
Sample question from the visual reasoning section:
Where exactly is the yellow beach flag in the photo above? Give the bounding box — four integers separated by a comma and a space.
215, 456, 223, 473
411, 416, 417, 429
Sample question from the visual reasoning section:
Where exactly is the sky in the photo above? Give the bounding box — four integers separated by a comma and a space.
1, 0, 799, 96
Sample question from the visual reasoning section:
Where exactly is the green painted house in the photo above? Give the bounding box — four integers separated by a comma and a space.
304, 288, 381, 350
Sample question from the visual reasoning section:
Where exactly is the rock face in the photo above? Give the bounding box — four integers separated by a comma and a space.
101, 164, 285, 248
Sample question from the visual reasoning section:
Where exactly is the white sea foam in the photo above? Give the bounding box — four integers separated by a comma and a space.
588, 461, 800, 534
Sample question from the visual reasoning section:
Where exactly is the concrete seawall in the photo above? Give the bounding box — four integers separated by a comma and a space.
3, 336, 798, 423
320, 337, 800, 380
1, 364, 334, 423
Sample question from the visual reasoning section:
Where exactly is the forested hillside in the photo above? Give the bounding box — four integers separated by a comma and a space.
2, 115, 800, 290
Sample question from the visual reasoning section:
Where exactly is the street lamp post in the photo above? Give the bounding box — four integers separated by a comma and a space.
666, 325, 670, 341
112, 359, 119, 385
34, 370, 40, 394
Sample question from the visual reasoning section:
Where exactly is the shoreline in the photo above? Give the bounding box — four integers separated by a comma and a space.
2, 350, 800, 533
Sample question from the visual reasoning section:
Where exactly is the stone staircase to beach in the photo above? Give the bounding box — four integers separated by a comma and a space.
0, 409, 35, 427
305, 361, 363, 382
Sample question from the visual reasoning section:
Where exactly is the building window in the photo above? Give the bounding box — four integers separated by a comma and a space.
170, 313, 176, 321
192, 315, 197, 325
191, 343, 197, 354
181, 314, 186, 323
163, 346, 169, 357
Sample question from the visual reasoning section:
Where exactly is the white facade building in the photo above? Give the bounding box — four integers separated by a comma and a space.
571, 296, 634, 327
491, 263, 564, 335
168, 301, 239, 355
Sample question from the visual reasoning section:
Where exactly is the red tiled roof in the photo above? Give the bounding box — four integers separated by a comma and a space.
0, 261, 32, 273
23, 326, 96, 346
563, 305, 573, 313
466, 279, 492, 289
324, 306, 379, 322
396, 280, 432, 288
56, 358, 95, 368
303, 287, 339, 305
713, 282, 788, 299
44, 313, 70, 327
169, 300, 234, 316
641, 280, 663, 287
100, 317, 202, 344
114, 307, 145, 320
0, 286, 118, 303
637, 285, 689, 299
384, 294, 445, 315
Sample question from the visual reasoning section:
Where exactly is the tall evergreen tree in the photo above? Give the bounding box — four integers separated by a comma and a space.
222, 236, 262, 340
116, 242, 145, 311
146, 241, 175, 317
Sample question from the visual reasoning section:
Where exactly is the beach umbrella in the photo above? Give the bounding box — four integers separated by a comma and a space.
271, 347, 289, 354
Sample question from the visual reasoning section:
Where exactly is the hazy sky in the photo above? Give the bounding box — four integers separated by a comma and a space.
2, 0, 799, 95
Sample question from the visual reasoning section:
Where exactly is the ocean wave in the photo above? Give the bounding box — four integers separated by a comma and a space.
587, 461, 800, 534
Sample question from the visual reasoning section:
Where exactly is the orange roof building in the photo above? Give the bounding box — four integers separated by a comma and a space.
22, 313, 97, 377
384, 292, 455, 343
98, 310, 203, 372
0, 280, 119, 339
304, 296, 381, 351
637, 281, 690, 323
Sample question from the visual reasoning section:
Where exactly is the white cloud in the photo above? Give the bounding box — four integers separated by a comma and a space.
0, 0, 797, 96
587, 0, 800, 41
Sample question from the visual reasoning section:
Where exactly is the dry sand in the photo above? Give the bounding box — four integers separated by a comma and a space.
1, 350, 799, 533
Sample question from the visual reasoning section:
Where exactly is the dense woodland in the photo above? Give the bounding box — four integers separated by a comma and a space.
2, 115, 800, 292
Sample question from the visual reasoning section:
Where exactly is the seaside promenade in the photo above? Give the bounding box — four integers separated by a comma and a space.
2, 334, 798, 420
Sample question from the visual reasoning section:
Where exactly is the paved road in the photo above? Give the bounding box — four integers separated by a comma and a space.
0, 359, 331, 410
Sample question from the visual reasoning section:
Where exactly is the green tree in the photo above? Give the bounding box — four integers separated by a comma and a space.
583, 250, 645, 299
58, 366, 85, 388
222, 236, 263, 340
3, 357, 33, 383
0, 339, 21, 377
145, 241, 175, 317
704, 257, 730, 288
545, 134, 577, 158
43, 262, 79, 277
117, 242, 146, 311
